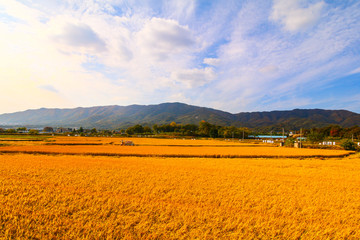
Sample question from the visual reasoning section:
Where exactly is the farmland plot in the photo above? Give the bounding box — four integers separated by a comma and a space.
0, 136, 352, 158
0, 136, 359, 239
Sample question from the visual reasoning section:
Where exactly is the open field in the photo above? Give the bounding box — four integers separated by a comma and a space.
1, 153, 360, 239
0, 136, 353, 158
0, 136, 359, 239
0, 144, 352, 158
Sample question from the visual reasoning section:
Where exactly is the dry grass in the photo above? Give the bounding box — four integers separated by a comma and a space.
1, 153, 360, 239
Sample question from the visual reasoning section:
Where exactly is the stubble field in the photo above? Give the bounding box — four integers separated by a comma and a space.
0, 136, 359, 239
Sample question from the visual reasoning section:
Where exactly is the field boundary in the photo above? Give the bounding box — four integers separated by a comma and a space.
0, 150, 353, 159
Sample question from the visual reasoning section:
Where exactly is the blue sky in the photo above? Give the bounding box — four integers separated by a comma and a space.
0, 0, 359, 114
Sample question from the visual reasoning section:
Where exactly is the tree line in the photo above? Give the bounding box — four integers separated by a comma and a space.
124, 122, 360, 141
1, 122, 360, 140
127, 121, 251, 138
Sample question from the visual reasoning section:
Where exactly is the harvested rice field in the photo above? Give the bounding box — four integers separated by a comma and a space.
0, 136, 359, 239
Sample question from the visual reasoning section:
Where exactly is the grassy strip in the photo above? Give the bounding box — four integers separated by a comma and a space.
0, 150, 353, 159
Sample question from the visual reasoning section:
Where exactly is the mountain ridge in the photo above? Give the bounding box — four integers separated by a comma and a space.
0, 102, 359, 129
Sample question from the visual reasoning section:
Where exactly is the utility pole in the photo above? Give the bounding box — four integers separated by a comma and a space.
300, 128, 302, 148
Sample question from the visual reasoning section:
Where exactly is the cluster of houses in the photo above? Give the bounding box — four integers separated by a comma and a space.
249, 135, 288, 141
319, 141, 337, 146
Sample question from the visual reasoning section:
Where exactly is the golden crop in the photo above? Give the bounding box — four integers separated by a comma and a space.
50, 136, 257, 146
0, 144, 352, 158
0, 136, 359, 239
0, 136, 351, 158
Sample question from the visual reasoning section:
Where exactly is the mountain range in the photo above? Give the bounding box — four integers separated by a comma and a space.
0, 102, 359, 130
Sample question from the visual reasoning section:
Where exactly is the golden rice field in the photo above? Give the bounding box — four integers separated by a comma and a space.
0, 136, 352, 158
1, 136, 359, 239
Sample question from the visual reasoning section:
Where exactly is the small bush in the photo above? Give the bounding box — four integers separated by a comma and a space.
285, 138, 295, 147
340, 139, 358, 151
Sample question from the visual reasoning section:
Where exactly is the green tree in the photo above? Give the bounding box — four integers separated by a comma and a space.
209, 127, 219, 138
307, 130, 325, 143
340, 139, 357, 151
126, 124, 144, 135
125, 127, 134, 135
199, 121, 212, 136
29, 129, 39, 135
43, 127, 54, 133
153, 124, 159, 133
143, 126, 152, 134
133, 124, 144, 134
17, 127, 27, 132
181, 124, 198, 136
91, 128, 97, 135
6, 129, 16, 133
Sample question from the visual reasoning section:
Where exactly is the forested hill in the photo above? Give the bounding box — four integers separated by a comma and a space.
0, 102, 359, 129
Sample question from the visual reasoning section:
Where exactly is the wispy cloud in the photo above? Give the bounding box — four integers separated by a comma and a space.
349, 67, 360, 75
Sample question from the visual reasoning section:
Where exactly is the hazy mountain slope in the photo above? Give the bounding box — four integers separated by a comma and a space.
0, 103, 234, 128
234, 109, 360, 128
0, 103, 359, 129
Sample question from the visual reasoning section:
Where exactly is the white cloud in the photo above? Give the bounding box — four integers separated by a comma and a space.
136, 17, 195, 61
53, 22, 107, 52
203, 58, 220, 66
0, 0, 43, 24
171, 67, 216, 88
270, 0, 325, 32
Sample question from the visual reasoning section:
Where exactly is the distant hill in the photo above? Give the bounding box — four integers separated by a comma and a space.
0, 102, 359, 129
234, 109, 360, 129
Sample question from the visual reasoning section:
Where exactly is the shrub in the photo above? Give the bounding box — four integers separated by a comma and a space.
285, 138, 295, 147
340, 139, 357, 151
